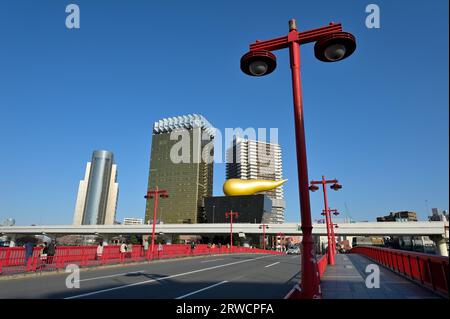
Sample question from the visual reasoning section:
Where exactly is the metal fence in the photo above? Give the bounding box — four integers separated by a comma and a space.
0, 244, 282, 276
351, 245, 449, 298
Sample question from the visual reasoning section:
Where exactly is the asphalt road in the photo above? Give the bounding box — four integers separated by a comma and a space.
0, 253, 301, 299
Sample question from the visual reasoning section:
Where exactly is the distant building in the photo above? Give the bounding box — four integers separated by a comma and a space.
145, 114, 215, 224
123, 218, 144, 225
376, 211, 418, 222
2, 218, 15, 226
226, 138, 285, 223
204, 194, 272, 224
429, 208, 448, 222
73, 150, 119, 225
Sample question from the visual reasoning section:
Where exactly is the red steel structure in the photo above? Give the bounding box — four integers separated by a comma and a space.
240, 19, 356, 299
145, 186, 169, 255
259, 224, 269, 250
0, 245, 283, 276
322, 208, 340, 260
225, 211, 239, 249
309, 176, 342, 265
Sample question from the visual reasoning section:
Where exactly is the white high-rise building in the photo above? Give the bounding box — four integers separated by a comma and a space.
226, 138, 285, 223
73, 150, 119, 225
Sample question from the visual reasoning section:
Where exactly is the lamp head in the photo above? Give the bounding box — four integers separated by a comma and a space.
314, 32, 356, 62
240, 50, 277, 76
330, 183, 342, 191
309, 185, 319, 192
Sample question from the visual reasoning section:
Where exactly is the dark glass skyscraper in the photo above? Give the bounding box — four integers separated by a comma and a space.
145, 114, 215, 224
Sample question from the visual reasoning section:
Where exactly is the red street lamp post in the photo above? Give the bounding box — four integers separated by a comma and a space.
240, 19, 356, 299
145, 186, 169, 256
329, 209, 340, 256
322, 208, 340, 259
259, 224, 269, 250
225, 211, 239, 249
310, 176, 342, 265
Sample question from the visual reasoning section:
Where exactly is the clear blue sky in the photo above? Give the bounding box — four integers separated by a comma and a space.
0, 0, 448, 225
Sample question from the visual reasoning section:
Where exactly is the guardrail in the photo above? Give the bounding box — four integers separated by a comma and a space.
351, 246, 449, 298
0, 244, 282, 276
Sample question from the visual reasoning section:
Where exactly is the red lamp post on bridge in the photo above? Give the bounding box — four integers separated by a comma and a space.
225, 211, 239, 250
240, 19, 356, 298
259, 224, 269, 250
309, 176, 342, 265
145, 186, 169, 256
322, 208, 340, 260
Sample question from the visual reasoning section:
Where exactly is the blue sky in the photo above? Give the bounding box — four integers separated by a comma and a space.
0, 0, 448, 225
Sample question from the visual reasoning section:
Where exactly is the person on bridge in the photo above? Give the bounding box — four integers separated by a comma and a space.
24, 241, 34, 268
47, 240, 56, 265
157, 243, 163, 259
96, 242, 104, 260
143, 240, 149, 258
39, 242, 48, 269
120, 242, 127, 262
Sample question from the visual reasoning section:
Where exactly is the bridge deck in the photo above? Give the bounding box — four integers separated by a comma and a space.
321, 254, 441, 299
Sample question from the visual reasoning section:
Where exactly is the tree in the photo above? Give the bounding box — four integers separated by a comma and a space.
129, 235, 140, 245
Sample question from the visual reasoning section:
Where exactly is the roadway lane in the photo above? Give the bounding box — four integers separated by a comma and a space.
0, 254, 301, 299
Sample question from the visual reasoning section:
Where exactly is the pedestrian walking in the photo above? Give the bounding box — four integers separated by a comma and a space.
40, 242, 48, 268
143, 240, 149, 258
96, 242, 104, 260
47, 240, 56, 265
157, 243, 163, 259
24, 241, 34, 268
120, 242, 127, 262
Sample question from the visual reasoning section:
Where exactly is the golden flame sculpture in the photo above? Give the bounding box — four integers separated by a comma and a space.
223, 178, 288, 196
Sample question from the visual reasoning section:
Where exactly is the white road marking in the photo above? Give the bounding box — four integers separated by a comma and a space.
200, 258, 225, 263
265, 262, 280, 268
291, 256, 299, 259
78, 270, 145, 282
175, 280, 228, 299
64, 255, 269, 299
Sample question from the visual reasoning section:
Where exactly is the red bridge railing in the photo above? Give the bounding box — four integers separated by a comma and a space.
0, 244, 282, 276
351, 246, 449, 298
317, 254, 328, 278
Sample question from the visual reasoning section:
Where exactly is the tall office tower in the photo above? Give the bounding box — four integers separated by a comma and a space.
226, 138, 285, 223
73, 150, 119, 225
145, 114, 215, 224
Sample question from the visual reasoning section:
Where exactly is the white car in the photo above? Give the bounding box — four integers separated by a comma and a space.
286, 247, 300, 255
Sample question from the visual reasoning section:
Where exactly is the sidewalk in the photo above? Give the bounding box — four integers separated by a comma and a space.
321, 254, 441, 299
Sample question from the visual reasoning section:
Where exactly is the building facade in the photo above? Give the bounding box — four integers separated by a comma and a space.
145, 114, 215, 224
204, 194, 272, 224
226, 138, 285, 223
73, 150, 119, 225
429, 208, 449, 222
376, 211, 418, 222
